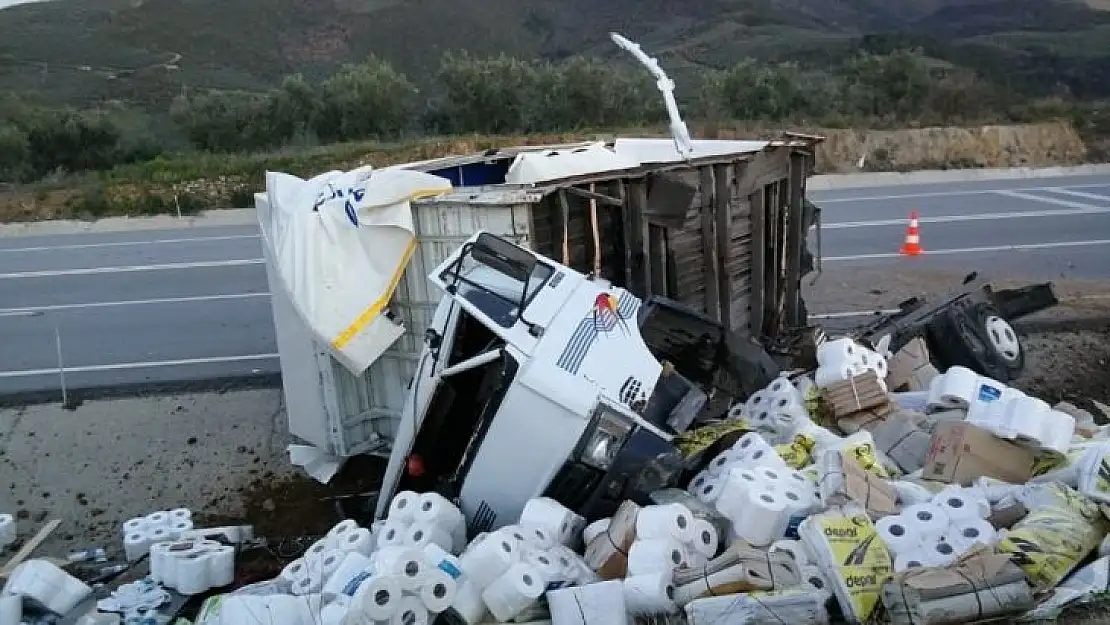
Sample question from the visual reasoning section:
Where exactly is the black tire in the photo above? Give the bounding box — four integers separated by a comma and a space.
925, 307, 1012, 382
971, 302, 1026, 378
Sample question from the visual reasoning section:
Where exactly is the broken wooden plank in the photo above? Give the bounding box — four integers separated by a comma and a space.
699, 166, 721, 321
1, 518, 61, 578
564, 185, 623, 207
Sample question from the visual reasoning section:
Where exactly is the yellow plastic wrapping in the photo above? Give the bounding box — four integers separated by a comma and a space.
799, 506, 893, 623
840, 432, 890, 479
996, 484, 1108, 590
775, 433, 817, 469
674, 419, 752, 458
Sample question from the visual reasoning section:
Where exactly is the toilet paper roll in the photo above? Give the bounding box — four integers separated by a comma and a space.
392, 594, 430, 625
623, 572, 677, 615
327, 519, 360, 542
583, 518, 611, 545
123, 530, 150, 562
169, 519, 194, 539
389, 490, 421, 523
291, 572, 323, 596
122, 517, 147, 535
170, 508, 192, 521
875, 516, 922, 555
415, 492, 465, 533
520, 497, 576, 543
377, 520, 409, 549
893, 551, 932, 573
693, 477, 722, 504
305, 538, 332, 562
450, 579, 489, 625
731, 432, 772, 460
318, 549, 344, 580
519, 523, 558, 549
950, 518, 997, 550
549, 580, 629, 625
687, 519, 719, 558
320, 601, 349, 625
147, 526, 171, 546
687, 471, 713, 496
769, 539, 811, 567
735, 489, 791, 547
419, 568, 458, 613
0, 514, 14, 548
636, 503, 694, 543
338, 527, 375, 555
817, 337, 861, 364
756, 465, 786, 482
524, 550, 565, 584
800, 565, 829, 592
627, 539, 685, 576
459, 532, 518, 589
935, 491, 989, 521
423, 543, 464, 580
903, 504, 951, 543
928, 540, 959, 566
176, 551, 212, 595
706, 450, 737, 476
149, 542, 174, 585
480, 563, 544, 622
781, 486, 814, 517
209, 545, 236, 588
714, 469, 763, 518
932, 366, 978, 409
0, 595, 20, 625
354, 574, 403, 621
322, 552, 372, 599
280, 558, 310, 587
405, 522, 453, 552
145, 511, 169, 526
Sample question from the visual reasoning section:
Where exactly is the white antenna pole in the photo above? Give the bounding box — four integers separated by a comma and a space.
609, 32, 693, 160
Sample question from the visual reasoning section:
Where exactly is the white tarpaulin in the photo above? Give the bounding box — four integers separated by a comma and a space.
261, 166, 452, 375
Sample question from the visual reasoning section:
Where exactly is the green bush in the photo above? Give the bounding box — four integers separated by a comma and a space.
317, 58, 418, 142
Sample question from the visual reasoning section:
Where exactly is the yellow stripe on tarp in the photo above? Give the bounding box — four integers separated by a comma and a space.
330, 187, 450, 350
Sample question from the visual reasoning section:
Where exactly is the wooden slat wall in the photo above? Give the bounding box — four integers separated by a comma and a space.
667, 169, 709, 314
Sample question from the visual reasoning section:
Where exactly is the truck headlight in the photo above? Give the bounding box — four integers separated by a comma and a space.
577, 405, 634, 471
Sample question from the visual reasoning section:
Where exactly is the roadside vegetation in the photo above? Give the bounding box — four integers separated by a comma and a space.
1, 49, 1108, 220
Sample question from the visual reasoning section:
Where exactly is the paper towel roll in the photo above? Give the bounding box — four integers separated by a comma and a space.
210, 545, 235, 588
389, 490, 421, 523
322, 552, 372, 599
481, 563, 544, 622
935, 366, 978, 408
123, 531, 149, 562
735, 489, 791, 547
388, 551, 428, 590
423, 543, 464, 580
415, 492, 465, 532
623, 572, 677, 615
327, 519, 359, 541
377, 520, 409, 549
391, 595, 430, 625
687, 519, 719, 558
903, 504, 951, 543
636, 504, 694, 543
460, 532, 518, 589
875, 516, 922, 555
337, 527, 375, 555
627, 539, 684, 576
769, 539, 811, 567
520, 523, 558, 549
354, 574, 403, 621
583, 518, 611, 545
176, 551, 212, 595
935, 491, 989, 521
419, 568, 458, 613
450, 579, 488, 625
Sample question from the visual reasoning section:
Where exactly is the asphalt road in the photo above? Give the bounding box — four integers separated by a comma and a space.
2, 173, 1110, 398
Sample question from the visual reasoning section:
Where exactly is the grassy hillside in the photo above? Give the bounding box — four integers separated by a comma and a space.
2, 0, 1110, 110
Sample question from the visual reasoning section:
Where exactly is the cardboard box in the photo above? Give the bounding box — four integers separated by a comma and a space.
821, 449, 899, 517
583, 499, 640, 579
922, 421, 1036, 485
885, 337, 939, 392
824, 371, 888, 417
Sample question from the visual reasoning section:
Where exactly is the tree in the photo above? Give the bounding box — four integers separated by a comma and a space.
0, 124, 30, 182
841, 49, 933, 119
537, 56, 662, 130
317, 58, 417, 142
433, 52, 545, 134
267, 74, 323, 145
170, 90, 276, 152
22, 109, 124, 176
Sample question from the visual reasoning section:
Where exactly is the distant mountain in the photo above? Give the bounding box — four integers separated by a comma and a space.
1, 0, 1108, 109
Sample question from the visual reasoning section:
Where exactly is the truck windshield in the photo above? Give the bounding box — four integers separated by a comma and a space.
441, 254, 554, 328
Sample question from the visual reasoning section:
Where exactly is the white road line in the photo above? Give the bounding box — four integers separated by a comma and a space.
824, 238, 1110, 261
0, 353, 280, 379
0, 293, 270, 315
0, 258, 264, 279
1042, 188, 1110, 203
824, 205, 1110, 229
815, 182, 1110, 204
810, 309, 900, 319
993, 189, 1110, 211
0, 234, 259, 254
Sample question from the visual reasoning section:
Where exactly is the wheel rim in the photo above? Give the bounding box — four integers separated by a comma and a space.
985, 315, 1020, 362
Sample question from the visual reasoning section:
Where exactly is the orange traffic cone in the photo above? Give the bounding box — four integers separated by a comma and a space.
900, 210, 923, 256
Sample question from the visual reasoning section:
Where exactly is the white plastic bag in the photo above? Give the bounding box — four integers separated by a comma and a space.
261, 167, 451, 374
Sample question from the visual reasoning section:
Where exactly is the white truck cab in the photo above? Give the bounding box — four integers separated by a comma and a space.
374, 232, 707, 532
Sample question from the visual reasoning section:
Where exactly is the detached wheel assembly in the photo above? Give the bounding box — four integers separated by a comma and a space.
983, 313, 1023, 375
925, 302, 1024, 382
